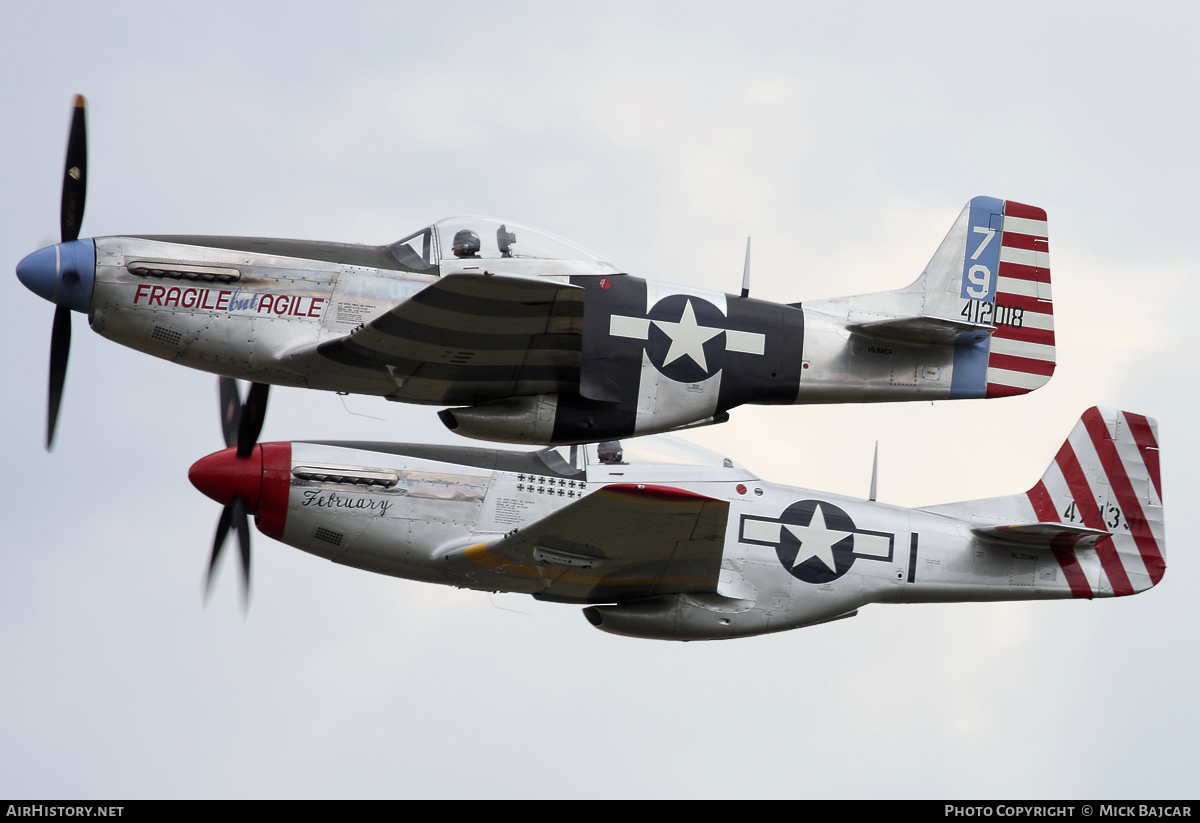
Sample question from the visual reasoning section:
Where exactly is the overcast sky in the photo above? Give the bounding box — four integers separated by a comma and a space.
2, 1, 1198, 798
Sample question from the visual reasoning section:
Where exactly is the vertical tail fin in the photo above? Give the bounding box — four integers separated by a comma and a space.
1027, 407, 1165, 597
918, 197, 1055, 399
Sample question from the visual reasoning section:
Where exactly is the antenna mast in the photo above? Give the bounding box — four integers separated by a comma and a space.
741, 238, 751, 298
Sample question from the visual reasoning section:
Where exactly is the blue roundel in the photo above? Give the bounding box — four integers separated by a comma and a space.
644, 295, 727, 383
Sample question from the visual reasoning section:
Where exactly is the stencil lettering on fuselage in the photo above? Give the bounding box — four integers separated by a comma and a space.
740, 500, 894, 584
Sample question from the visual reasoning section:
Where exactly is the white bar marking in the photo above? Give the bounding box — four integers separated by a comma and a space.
726, 329, 766, 355
852, 533, 891, 558
742, 519, 782, 544
610, 315, 650, 340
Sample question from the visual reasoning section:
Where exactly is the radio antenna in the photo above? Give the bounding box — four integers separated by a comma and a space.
869, 441, 879, 502
740, 237, 751, 298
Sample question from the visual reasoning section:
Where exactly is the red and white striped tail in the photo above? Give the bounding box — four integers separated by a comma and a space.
986, 201, 1055, 398
1026, 407, 1164, 598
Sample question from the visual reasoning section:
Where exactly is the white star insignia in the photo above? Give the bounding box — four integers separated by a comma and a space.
782, 504, 853, 572
651, 299, 723, 372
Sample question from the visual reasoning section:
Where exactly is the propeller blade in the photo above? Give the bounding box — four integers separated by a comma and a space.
236, 382, 269, 457
46, 305, 72, 450
205, 504, 234, 597
60, 95, 88, 244
232, 495, 251, 602
219, 377, 242, 449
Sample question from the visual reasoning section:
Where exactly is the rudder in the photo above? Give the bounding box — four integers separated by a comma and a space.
918, 197, 1055, 400
1028, 407, 1165, 597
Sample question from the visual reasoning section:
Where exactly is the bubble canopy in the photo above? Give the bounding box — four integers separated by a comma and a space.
588, 435, 748, 470
388, 217, 619, 275
535, 435, 750, 474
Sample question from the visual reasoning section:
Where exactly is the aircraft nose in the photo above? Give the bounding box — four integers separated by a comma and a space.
15, 239, 96, 312
189, 446, 264, 513
16, 245, 59, 303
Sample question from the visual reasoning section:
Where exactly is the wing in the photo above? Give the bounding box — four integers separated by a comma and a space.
316, 273, 584, 405
451, 484, 729, 603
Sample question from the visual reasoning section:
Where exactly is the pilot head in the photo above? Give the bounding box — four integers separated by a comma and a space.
597, 440, 624, 465
452, 229, 481, 258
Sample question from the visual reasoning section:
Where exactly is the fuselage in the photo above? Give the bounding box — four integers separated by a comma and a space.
220, 437, 1096, 640
88, 234, 953, 430
20, 202, 1056, 445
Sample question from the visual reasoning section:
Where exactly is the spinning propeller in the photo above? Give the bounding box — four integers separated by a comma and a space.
190, 377, 271, 604
46, 96, 88, 450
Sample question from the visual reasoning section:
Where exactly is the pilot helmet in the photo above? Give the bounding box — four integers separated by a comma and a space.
452, 229, 482, 258
597, 440, 623, 464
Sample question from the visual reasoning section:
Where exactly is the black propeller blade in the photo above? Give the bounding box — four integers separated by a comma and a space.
217, 375, 269, 456
47, 305, 71, 450
205, 495, 253, 605
45, 94, 88, 452
205, 377, 270, 605
219, 376, 242, 448
60, 95, 88, 244
237, 381, 270, 457
233, 495, 251, 588
206, 503, 234, 594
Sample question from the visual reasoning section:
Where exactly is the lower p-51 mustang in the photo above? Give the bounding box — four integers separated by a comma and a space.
190, 405, 1163, 640
20, 96, 1054, 449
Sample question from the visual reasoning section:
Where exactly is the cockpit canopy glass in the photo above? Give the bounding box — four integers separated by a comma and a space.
435, 217, 613, 265
389, 218, 618, 274
581, 436, 746, 470
388, 228, 437, 273
535, 444, 586, 476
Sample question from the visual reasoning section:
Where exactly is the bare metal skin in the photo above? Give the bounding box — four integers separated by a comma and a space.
189, 406, 1159, 640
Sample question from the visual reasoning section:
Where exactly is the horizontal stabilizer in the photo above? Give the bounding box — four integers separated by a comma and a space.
846, 314, 989, 345
972, 521, 1110, 548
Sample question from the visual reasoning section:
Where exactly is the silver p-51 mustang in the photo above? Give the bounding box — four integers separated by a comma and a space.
189, 405, 1163, 640
20, 97, 1054, 448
